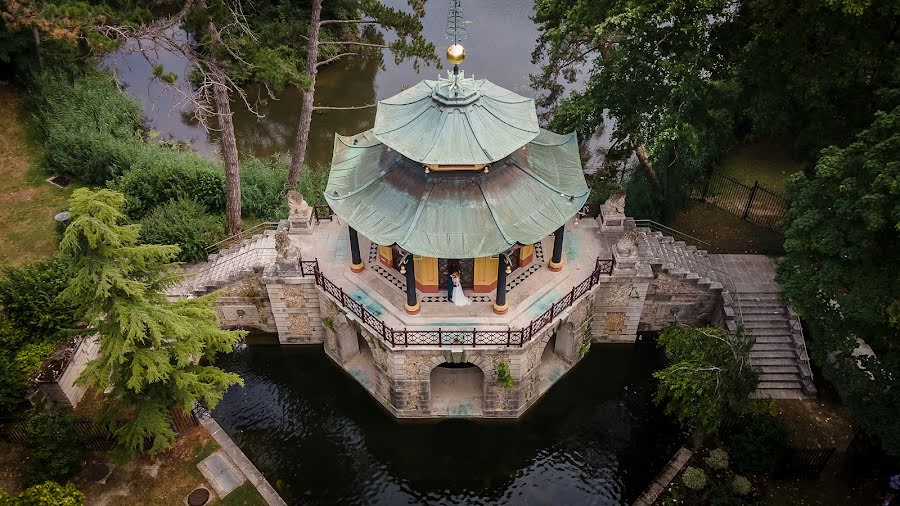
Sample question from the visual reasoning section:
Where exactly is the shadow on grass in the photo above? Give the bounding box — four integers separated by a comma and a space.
667, 201, 785, 255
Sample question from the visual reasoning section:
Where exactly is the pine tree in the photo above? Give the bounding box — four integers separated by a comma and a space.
59, 188, 243, 457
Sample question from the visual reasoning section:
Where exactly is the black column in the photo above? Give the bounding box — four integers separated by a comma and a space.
349, 226, 363, 271
404, 257, 418, 313
493, 255, 508, 314
550, 225, 565, 271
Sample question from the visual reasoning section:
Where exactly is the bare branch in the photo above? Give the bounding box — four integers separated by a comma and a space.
318, 19, 379, 26
316, 52, 358, 68
318, 41, 389, 49
313, 103, 377, 111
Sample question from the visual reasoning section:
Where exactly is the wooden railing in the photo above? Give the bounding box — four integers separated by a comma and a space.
299, 257, 614, 347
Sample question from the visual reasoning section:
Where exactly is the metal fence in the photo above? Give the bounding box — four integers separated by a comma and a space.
299, 257, 614, 347
776, 447, 836, 478
693, 170, 788, 231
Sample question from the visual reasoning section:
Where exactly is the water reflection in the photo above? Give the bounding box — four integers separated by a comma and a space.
212, 343, 685, 505
102, 0, 607, 170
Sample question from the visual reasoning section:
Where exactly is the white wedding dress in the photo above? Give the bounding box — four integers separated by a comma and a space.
452, 278, 471, 306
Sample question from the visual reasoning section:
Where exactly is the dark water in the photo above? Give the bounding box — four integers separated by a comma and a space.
103, 0, 611, 171
211, 342, 685, 505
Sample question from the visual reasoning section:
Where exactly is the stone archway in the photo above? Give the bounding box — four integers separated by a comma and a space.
429, 362, 485, 417
538, 332, 567, 393
345, 332, 377, 391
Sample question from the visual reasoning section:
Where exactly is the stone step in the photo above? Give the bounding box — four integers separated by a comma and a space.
750, 350, 796, 359
741, 313, 789, 322
744, 328, 793, 337
742, 320, 791, 330
737, 298, 784, 307
756, 365, 801, 374
749, 358, 797, 367
760, 372, 800, 388
750, 335, 794, 343
739, 306, 787, 316
757, 380, 803, 389
751, 388, 807, 399
753, 343, 795, 352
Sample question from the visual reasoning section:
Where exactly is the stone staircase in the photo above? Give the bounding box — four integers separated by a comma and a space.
635, 228, 815, 399
188, 231, 279, 295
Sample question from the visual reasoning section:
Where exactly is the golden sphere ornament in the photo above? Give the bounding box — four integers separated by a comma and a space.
446, 43, 466, 65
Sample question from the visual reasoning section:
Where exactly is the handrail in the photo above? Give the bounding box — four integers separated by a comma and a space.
204, 221, 280, 254
299, 257, 615, 348
632, 219, 712, 247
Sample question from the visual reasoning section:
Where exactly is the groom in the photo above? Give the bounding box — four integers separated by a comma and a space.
445, 260, 457, 302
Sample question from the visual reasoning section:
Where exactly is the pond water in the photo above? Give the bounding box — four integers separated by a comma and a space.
211, 340, 686, 505
103, 0, 611, 172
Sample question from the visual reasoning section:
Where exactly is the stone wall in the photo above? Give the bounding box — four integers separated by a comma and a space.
35, 336, 99, 408
592, 270, 654, 343
639, 271, 723, 330
264, 273, 324, 344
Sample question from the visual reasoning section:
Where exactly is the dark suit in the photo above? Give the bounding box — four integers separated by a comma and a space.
446, 272, 453, 301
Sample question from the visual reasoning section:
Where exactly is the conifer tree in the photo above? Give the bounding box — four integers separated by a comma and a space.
59, 188, 243, 457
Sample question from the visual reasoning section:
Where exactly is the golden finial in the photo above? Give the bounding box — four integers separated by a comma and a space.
446, 43, 466, 65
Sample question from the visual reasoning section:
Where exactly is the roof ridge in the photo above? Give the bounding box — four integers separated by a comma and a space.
477, 177, 514, 245
401, 180, 435, 245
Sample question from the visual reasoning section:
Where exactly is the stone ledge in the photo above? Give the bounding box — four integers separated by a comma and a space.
632, 447, 693, 506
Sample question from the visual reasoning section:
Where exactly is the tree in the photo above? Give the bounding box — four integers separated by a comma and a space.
59, 188, 243, 457
0, 481, 85, 506
777, 106, 900, 455
653, 325, 759, 434
286, 0, 439, 188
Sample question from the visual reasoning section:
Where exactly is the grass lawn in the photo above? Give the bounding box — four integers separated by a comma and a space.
72, 427, 267, 505
719, 140, 806, 192
667, 201, 785, 255
0, 84, 73, 268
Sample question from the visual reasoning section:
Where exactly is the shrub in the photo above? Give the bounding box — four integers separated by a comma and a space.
23, 409, 86, 487
112, 146, 226, 218
140, 199, 224, 263
240, 157, 289, 219
706, 482, 735, 506
12, 481, 85, 505
705, 448, 729, 470
728, 413, 788, 475
27, 70, 143, 184
0, 350, 27, 417
0, 258, 78, 338
732, 475, 752, 496
497, 361, 515, 388
681, 466, 707, 491
296, 164, 330, 206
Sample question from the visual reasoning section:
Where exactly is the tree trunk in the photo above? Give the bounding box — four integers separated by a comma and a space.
32, 26, 43, 70
202, 6, 242, 236
287, 0, 322, 189
634, 143, 661, 190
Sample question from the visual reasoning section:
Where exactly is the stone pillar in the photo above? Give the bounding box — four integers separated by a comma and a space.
549, 225, 565, 272
349, 226, 364, 272
404, 258, 419, 314
493, 255, 509, 314
599, 191, 626, 234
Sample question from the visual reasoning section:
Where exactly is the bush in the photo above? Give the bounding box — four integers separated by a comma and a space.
0, 258, 78, 338
0, 350, 27, 417
296, 164, 330, 206
681, 466, 707, 491
240, 157, 289, 219
23, 409, 86, 487
139, 199, 224, 263
27, 70, 143, 184
732, 475, 752, 496
112, 146, 226, 218
705, 448, 729, 470
10, 481, 85, 505
728, 413, 788, 475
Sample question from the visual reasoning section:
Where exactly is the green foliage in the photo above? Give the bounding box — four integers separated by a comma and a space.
776, 107, 900, 455
59, 188, 244, 458
705, 448, 729, 470
296, 164, 329, 206
7, 481, 85, 506
23, 408, 85, 487
0, 346, 28, 417
27, 70, 143, 184
322, 315, 334, 329
653, 325, 759, 434
732, 475, 752, 496
680, 466, 707, 491
139, 199, 224, 263
239, 157, 289, 219
0, 257, 77, 338
727, 413, 788, 475
496, 361, 515, 389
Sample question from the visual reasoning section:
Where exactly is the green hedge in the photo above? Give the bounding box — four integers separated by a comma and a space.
139, 199, 224, 263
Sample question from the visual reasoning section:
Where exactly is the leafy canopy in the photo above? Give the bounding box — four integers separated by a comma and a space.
59, 188, 243, 458
653, 325, 759, 434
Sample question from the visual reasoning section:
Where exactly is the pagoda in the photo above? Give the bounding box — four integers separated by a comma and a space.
324, 18, 589, 317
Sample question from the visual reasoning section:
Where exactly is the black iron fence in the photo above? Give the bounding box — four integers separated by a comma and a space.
692, 170, 788, 231
299, 257, 614, 347
776, 447, 836, 478
313, 204, 334, 223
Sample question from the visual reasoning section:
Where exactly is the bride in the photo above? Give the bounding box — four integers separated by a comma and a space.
451, 272, 471, 307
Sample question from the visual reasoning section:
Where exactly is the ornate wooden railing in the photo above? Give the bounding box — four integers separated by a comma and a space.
299, 257, 614, 347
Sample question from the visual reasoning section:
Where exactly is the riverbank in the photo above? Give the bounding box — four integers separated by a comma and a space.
0, 84, 72, 268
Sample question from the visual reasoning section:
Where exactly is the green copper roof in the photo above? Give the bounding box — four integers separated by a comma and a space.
324, 129, 589, 259
372, 72, 540, 165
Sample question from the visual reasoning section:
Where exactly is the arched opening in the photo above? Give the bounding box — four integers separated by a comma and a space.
429, 362, 484, 416
345, 332, 378, 391
538, 332, 567, 392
